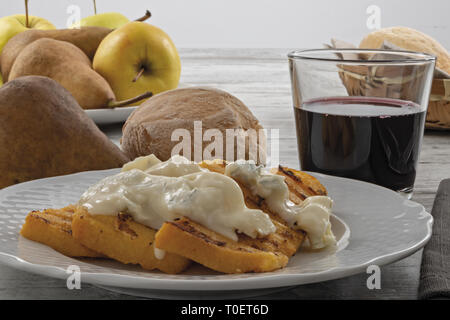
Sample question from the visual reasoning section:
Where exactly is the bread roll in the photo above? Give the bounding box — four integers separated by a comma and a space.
359, 26, 450, 73
121, 87, 266, 163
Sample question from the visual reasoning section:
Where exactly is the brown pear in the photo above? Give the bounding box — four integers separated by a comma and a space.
8, 38, 116, 109
8, 38, 152, 109
1, 26, 111, 81
0, 76, 129, 189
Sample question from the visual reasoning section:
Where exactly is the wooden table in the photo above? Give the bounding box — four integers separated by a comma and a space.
1, 49, 449, 299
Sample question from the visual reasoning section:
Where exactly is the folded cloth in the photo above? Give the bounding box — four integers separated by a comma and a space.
419, 179, 450, 299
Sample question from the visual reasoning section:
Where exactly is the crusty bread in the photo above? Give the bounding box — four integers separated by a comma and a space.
359, 26, 450, 73
20, 205, 101, 258
121, 87, 266, 164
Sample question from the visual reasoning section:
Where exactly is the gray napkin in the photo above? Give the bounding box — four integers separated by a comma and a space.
419, 179, 450, 299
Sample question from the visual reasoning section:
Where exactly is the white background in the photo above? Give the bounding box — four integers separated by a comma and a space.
1, 0, 449, 49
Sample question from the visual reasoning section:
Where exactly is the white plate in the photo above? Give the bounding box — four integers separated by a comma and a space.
85, 106, 137, 125
0, 170, 432, 298
85, 83, 191, 125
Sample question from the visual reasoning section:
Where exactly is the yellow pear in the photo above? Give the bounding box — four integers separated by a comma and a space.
93, 21, 181, 104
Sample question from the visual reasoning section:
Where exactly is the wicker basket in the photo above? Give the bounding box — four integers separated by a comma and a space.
330, 39, 450, 130
337, 63, 450, 130
337, 62, 429, 104
426, 78, 450, 130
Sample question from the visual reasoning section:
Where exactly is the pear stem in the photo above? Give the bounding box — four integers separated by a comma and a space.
25, 0, 29, 28
93, 0, 97, 15
107, 92, 153, 108
132, 68, 145, 82
135, 10, 152, 22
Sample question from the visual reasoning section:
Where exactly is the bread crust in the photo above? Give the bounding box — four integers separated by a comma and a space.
121, 87, 266, 163
359, 27, 450, 73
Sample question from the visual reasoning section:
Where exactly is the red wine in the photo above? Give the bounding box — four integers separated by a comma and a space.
294, 97, 427, 192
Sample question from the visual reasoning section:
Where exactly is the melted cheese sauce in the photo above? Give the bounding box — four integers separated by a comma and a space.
78, 156, 276, 241
153, 247, 166, 260
124, 154, 204, 177
79, 155, 336, 250
225, 161, 336, 249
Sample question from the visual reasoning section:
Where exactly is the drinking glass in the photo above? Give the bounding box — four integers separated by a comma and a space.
288, 49, 435, 198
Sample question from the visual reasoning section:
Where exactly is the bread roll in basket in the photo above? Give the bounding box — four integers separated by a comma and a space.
330, 27, 450, 130
426, 77, 450, 130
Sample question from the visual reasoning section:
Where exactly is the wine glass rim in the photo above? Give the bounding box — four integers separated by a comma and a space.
288, 48, 436, 64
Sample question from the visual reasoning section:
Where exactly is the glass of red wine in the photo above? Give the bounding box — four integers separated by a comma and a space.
288, 49, 435, 198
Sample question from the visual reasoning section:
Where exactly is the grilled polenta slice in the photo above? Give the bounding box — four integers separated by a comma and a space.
154, 160, 318, 274
20, 205, 101, 258
71, 208, 191, 274
271, 166, 327, 201
155, 217, 289, 274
